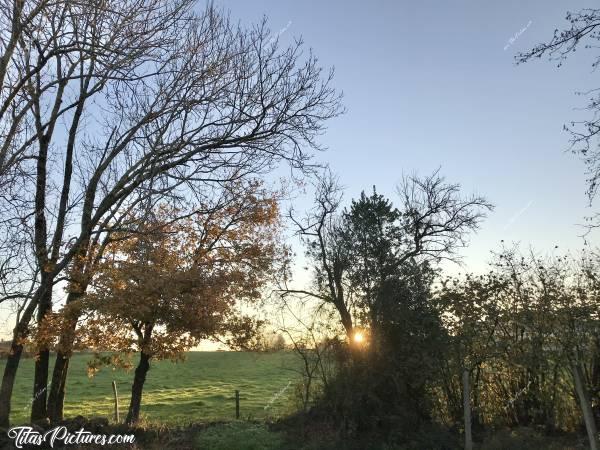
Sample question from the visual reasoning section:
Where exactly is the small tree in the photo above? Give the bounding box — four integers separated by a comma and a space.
435, 272, 506, 447
275, 300, 338, 411
74, 184, 282, 424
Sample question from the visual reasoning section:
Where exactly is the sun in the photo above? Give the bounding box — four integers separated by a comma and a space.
353, 331, 365, 344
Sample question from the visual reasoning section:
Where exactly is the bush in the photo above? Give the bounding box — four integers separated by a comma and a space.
315, 272, 446, 439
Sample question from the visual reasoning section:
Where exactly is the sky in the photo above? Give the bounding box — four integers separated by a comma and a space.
217, 0, 599, 273
1, 1, 598, 340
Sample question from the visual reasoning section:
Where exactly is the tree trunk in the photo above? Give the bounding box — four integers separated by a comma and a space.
47, 291, 84, 422
472, 364, 482, 430
591, 336, 600, 424
572, 363, 599, 450
335, 299, 353, 338
31, 280, 53, 422
125, 351, 151, 426
0, 341, 24, 429
463, 368, 473, 450
0, 298, 38, 428
47, 351, 70, 423
30, 349, 50, 422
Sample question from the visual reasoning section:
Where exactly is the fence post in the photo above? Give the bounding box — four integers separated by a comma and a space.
112, 380, 119, 423
462, 368, 472, 450
235, 389, 240, 419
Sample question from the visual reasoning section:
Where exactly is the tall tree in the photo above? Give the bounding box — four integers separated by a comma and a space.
279, 170, 491, 438
341, 188, 400, 316
0, 0, 60, 187
0, 0, 341, 427
285, 170, 492, 341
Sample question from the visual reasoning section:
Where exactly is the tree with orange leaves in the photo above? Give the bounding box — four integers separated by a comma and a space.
76, 183, 282, 424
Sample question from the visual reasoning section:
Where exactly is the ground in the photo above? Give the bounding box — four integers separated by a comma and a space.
2, 351, 300, 425
0, 352, 589, 449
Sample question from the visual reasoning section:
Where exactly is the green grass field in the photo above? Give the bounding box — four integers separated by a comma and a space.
3, 351, 302, 426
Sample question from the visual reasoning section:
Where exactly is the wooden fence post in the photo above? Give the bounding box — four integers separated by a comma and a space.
572, 363, 599, 450
112, 380, 119, 423
235, 389, 240, 419
463, 368, 473, 450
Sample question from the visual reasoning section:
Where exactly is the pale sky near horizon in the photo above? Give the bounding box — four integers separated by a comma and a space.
1, 1, 599, 341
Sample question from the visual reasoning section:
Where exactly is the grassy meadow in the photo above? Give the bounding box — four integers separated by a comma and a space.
3, 351, 301, 426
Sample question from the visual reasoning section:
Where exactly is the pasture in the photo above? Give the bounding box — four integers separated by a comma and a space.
3, 351, 301, 426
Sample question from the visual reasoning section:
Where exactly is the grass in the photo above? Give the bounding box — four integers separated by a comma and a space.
196, 422, 286, 450
3, 352, 588, 449
2, 351, 301, 425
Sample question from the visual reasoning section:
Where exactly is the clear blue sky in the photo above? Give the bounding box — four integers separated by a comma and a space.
218, 0, 598, 272
1, 1, 597, 339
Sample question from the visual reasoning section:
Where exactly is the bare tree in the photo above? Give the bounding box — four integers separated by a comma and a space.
0, 0, 54, 187
283, 169, 492, 342
0, 0, 342, 426
285, 171, 355, 335
397, 169, 493, 264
